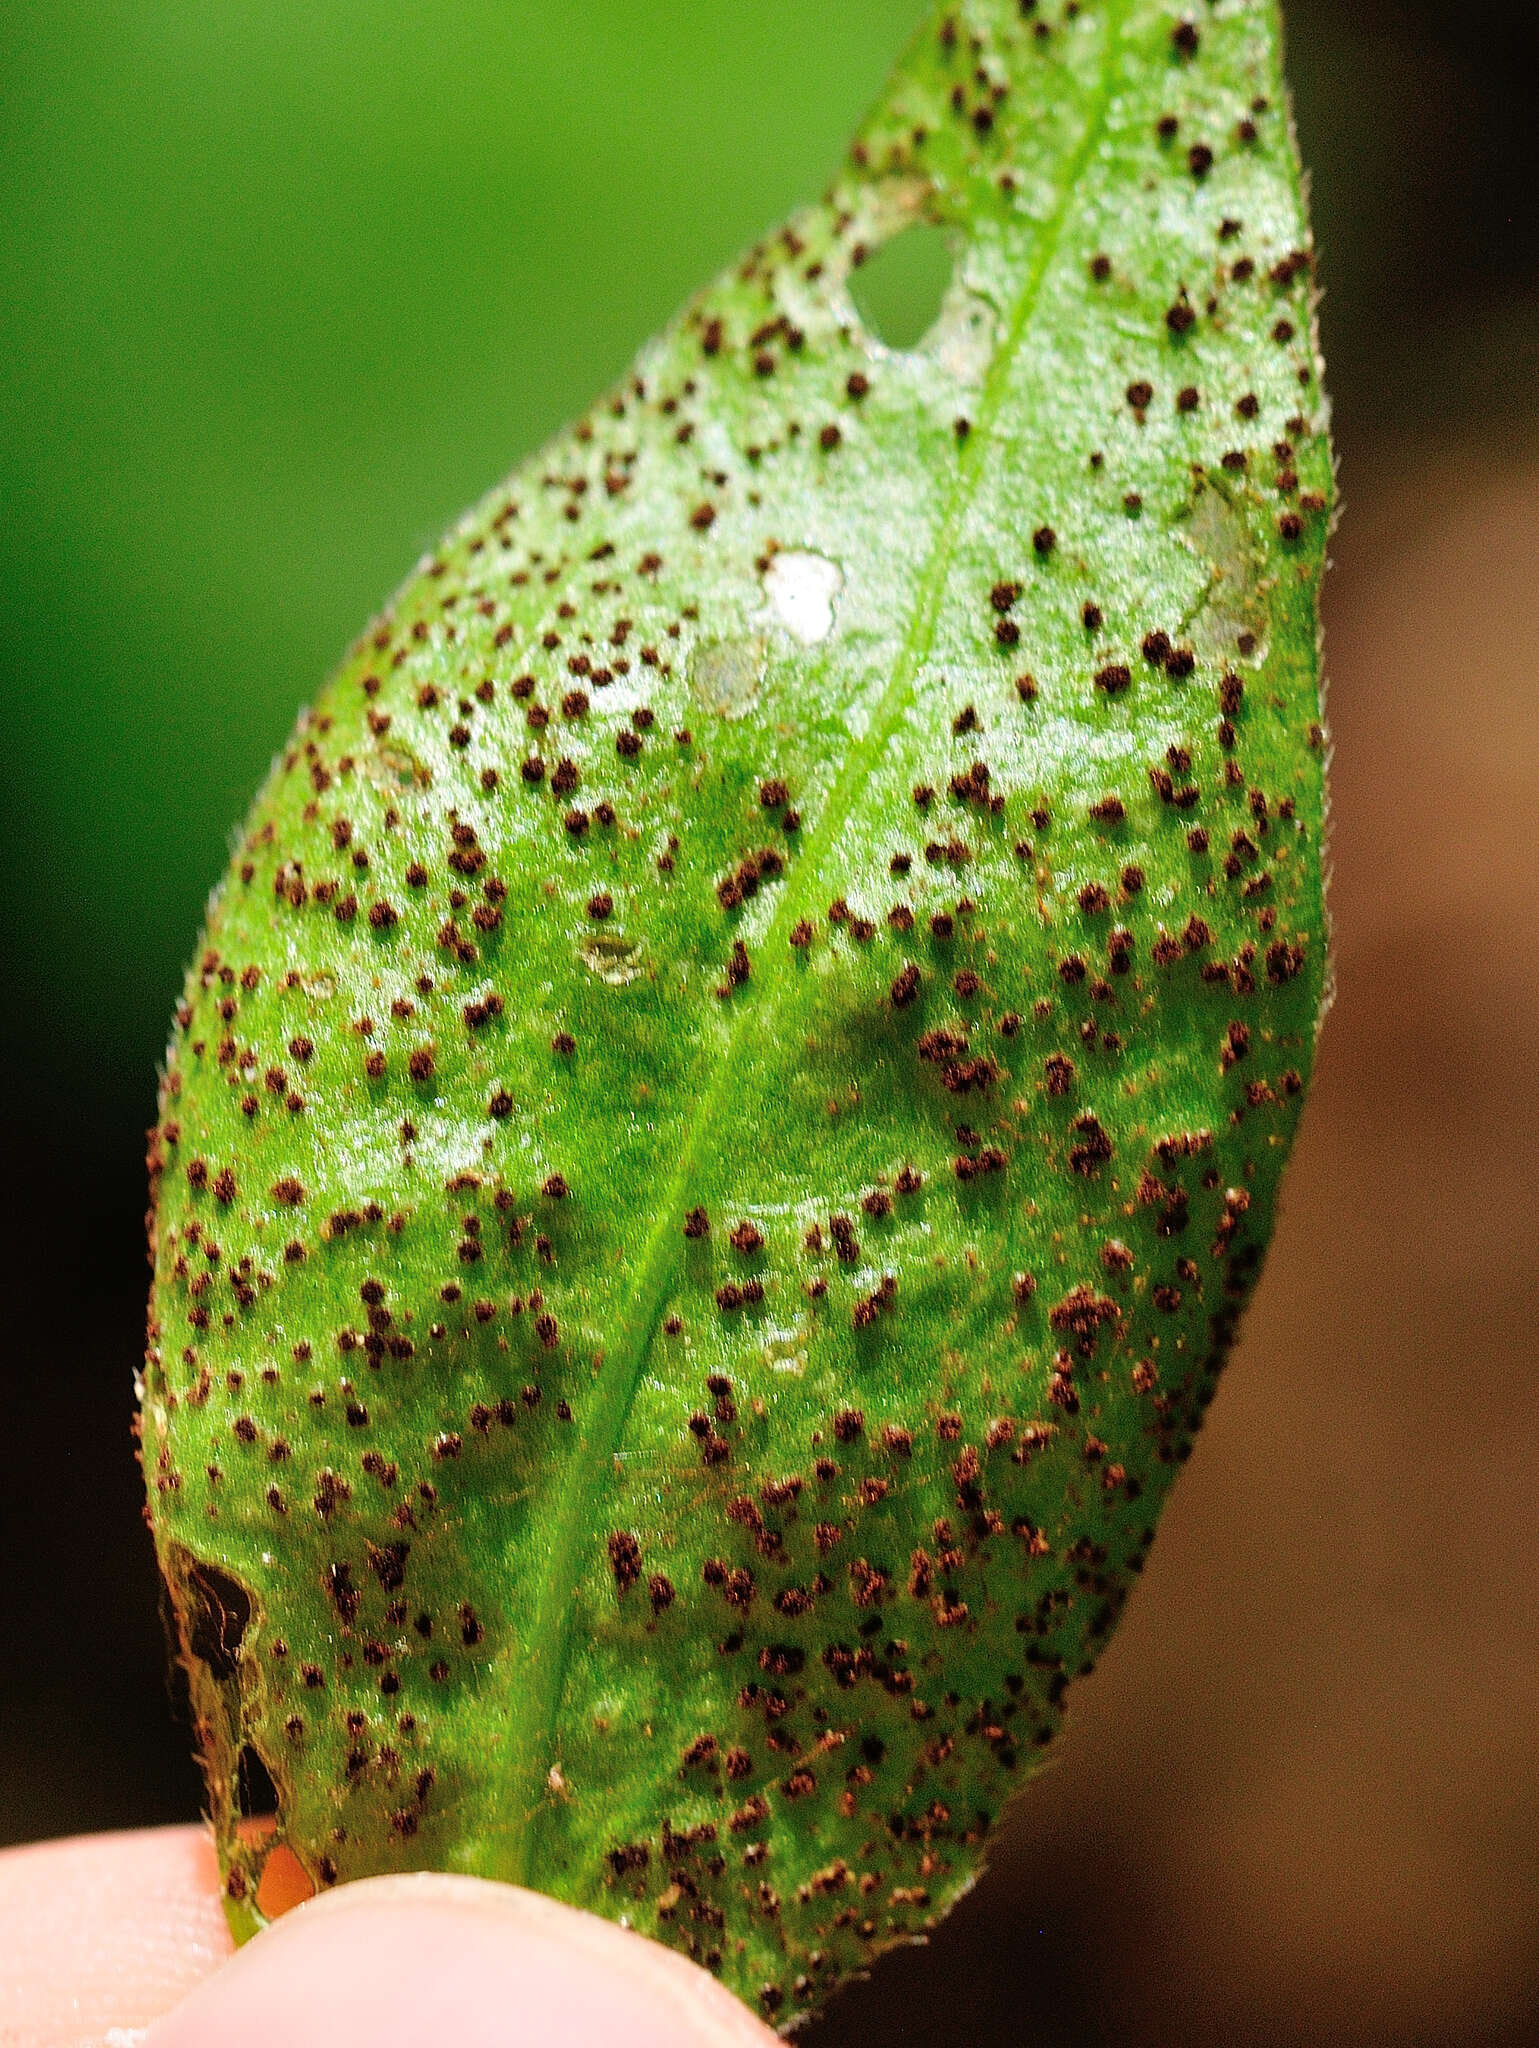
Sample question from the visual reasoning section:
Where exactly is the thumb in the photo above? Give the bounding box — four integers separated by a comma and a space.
143, 1871, 780, 2048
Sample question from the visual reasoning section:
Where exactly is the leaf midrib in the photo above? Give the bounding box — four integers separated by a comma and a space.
498, 2, 1128, 1879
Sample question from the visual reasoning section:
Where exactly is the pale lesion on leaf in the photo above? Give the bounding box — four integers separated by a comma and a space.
1175, 466, 1278, 666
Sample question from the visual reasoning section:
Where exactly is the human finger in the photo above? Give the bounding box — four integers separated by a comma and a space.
0, 1824, 233, 2046
143, 1869, 778, 2048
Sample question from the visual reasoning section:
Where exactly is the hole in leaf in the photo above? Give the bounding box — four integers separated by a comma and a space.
257, 1841, 316, 1920
185, 1561, 252, 1680
849, 223, 953, 349
237, 1743, 281, 1820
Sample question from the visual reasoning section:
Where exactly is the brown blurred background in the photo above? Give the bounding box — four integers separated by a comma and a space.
2, 3, 1536, 2042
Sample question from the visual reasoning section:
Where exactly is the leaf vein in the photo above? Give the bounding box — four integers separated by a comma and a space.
499, 0, 1130, 1876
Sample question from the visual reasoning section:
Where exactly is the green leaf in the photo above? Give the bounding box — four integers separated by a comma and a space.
142, 0, 1330, 2025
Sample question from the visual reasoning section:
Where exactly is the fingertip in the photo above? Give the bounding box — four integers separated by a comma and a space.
145, 1873, 780, 2048
0, 1825, 233, 2046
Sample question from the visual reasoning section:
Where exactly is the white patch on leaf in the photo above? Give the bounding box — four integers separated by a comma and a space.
763, 550, 842, 645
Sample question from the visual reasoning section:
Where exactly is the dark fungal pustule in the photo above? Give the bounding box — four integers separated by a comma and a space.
141, 0, 1329, 2027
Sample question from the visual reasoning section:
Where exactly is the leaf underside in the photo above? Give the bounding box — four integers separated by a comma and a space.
141, 0, 1330, 2027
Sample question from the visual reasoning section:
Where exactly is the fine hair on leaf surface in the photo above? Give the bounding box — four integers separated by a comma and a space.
141, 0, 1331, 2028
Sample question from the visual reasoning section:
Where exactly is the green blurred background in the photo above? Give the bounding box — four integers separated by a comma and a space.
3, 4, 1537, 2042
